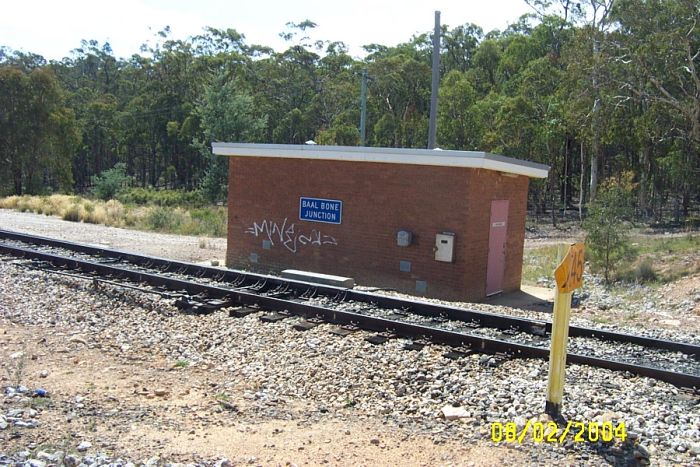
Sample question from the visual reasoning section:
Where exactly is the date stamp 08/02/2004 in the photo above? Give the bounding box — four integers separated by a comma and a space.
491, 421, 627, 444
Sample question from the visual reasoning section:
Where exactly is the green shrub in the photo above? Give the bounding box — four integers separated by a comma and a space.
620, 258, 658, 283
91, 163, 131, 201
188, 208, 227, 237
117, 188, 205, 207
145, 206, 187, 232
116, 187, 150, 205
633, 259, 657, 283
583, 173, 638, 284
200, 157, 228, 204
685, 216, 700, 229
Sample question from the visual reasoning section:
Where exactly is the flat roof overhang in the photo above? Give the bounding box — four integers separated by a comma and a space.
212, 142, 550, 178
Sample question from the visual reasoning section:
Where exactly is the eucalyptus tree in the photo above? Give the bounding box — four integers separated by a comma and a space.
436, 70, 479, 150
0, 65, 79, 194
440, 24, 484, 74
248, 21, 321, 144
612, 0, 700, 217
527, 0, 616, 200
195, 71, 267, 202
311, 41, 361, 145
365, 38, 432, 148
52, 41, 122, 190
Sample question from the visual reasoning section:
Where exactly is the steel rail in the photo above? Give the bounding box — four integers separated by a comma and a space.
1, 241, 698, 389
1, 229, 698, 357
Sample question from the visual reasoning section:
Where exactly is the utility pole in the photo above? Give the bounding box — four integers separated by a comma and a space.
360, 69, 368, 146
427, 10, 441, 149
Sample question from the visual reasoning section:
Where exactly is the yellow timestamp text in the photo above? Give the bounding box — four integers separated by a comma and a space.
491, 420, 627, 444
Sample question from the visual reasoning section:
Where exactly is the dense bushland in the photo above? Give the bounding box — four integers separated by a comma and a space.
0, 1, 697, 223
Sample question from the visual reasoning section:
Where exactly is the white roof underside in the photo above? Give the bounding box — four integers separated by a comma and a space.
212, 143, 549, 178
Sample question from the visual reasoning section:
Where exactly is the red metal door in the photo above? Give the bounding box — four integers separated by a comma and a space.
486, 200, 509, 296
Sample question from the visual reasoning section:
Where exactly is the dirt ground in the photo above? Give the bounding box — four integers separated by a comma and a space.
0, 319, 530, 466
661, 274, 700, 301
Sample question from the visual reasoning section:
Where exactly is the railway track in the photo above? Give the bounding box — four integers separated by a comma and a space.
1, 228, 699, 389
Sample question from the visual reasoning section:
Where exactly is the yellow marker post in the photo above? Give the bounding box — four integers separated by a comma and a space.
545, 243, 584, 420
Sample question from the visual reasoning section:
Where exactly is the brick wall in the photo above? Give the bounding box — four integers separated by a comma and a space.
226, 156, 529, 302
464, 169, 529, 296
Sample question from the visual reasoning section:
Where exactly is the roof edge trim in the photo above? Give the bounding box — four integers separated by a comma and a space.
212, 142, 549, 178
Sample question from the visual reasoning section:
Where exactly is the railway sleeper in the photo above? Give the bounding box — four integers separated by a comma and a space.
228, 305, 260, 318
293, 320, 321, 332
476, 351, 511, 367
204, 298, 235, 308
150, 286, 187, 299
173, 296, 234, 314
259, 311, 291, 323
366, 332, 398, 345
404, 339, 430, 351
328, 324, 359, 337
529, 323, 548, 336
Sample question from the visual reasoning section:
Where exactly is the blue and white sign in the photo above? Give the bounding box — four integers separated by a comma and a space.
299, 197, 343, 224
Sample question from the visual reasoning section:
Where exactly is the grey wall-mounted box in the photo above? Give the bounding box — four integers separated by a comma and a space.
397, 230, 413, 247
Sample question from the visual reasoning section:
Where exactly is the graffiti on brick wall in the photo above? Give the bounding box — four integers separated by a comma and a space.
245, 217, 338, 253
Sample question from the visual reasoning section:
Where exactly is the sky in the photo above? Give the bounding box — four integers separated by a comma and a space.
1, 0, 534, 60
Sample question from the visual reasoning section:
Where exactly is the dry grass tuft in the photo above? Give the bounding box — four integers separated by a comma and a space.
0, 194, 227, 237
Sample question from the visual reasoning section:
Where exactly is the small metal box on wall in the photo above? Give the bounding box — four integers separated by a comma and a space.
434, 232, 455, 262
396, 230, 413, 247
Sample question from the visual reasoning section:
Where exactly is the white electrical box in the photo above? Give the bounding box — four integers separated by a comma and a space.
434, 232, 455, 262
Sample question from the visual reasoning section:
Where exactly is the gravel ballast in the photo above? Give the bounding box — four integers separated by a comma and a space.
1, 260, 699, 466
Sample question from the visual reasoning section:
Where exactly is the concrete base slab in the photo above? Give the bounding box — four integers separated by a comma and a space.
483, 285, 554, 313
281, 269, 355, 288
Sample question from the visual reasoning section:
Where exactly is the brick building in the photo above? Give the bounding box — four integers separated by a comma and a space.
213, 143, 549, 302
